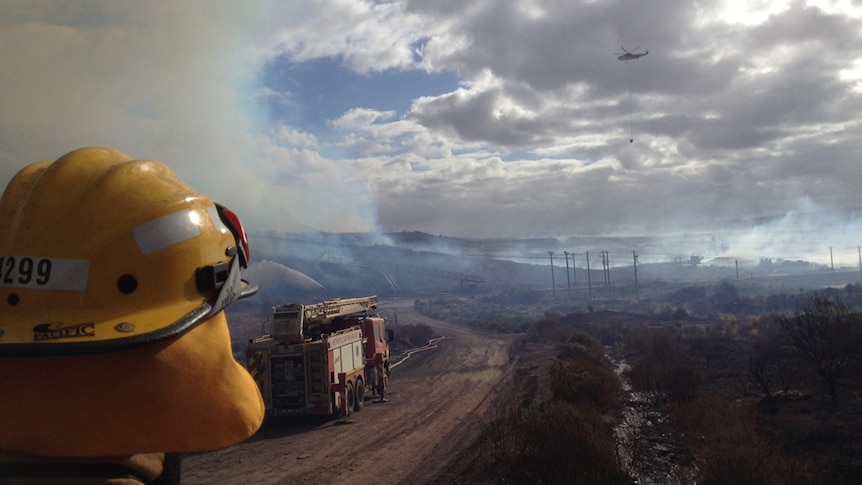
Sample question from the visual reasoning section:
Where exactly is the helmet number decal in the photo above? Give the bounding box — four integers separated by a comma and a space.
0, 255, 89, 291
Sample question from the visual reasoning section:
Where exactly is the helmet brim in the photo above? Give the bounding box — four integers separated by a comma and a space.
240, 278, 258, 300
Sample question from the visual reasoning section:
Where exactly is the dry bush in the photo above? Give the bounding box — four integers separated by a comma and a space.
667, 394, 821, 485
475, 322, 629, 483
529, 316, 572, 342
626, 359, 702, 402
484, 400, 630, 484
778, 295, 862, 405
625, 327, 703, 401
394, 322, 434, 348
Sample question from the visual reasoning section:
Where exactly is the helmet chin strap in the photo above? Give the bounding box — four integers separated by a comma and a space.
205, 255, 259, 321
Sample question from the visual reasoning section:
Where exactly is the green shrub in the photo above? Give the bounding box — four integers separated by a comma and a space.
550, 358, 622, 412
560, 330, 606, 362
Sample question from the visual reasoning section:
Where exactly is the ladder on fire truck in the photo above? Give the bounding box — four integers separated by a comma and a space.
297, 296, 378, 322
271, 296, 379, 342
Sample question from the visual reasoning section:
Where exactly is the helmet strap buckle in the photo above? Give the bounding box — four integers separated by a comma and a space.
196, 261, 230, 293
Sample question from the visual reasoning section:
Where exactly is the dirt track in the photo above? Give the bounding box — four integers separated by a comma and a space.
182, 299, 516, 485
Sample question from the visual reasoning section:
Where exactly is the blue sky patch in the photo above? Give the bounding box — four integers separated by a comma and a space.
261, 56, 460, 131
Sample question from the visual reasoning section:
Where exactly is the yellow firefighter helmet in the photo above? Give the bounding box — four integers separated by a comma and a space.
0, 147, 264, 457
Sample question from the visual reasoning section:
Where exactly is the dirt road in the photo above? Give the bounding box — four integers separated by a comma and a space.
182, 299, 516, 485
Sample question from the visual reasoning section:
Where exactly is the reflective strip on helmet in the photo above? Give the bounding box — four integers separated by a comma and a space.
0, 255, 89, 291
208, 207, 230, 235
133, 210, 202, 255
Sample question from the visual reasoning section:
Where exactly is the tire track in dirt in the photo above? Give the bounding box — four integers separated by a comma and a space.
182, 298, 515, 485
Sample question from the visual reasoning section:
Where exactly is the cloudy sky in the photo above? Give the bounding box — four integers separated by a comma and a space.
1, 1, 861, 263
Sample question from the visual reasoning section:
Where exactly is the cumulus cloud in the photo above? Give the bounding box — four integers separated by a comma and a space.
277, 0, 862, 248
271, 0, 429, 73
3, 0, 862, 266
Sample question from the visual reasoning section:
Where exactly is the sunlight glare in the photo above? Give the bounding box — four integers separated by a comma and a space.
717, 0, 791, 25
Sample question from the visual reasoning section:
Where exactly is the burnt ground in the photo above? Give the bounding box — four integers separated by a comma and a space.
577, 309, 862, 483
186, 295, 862, 484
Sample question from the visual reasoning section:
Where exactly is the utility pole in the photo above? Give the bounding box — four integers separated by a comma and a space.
571, 251, 576, 287
633, 250, 639, 301
735, 259, 739, 280
586, 251, 592, 302
564, 251, 571, 299
830, 247, 834, 273
549, 251, 556, 300
858, 246, 861, 273
602, 250, 611, 299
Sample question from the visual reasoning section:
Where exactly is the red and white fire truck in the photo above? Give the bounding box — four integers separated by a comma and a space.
246, 295, 392, 417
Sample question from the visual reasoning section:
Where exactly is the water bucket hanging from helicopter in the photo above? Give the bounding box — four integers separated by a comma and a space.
614, 46, 648, 143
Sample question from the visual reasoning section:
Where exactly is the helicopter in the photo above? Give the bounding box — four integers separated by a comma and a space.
615, 46, 649, 143
616, 46, 648, 61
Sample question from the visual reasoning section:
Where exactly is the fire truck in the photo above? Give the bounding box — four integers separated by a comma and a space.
246, 296, 392, 418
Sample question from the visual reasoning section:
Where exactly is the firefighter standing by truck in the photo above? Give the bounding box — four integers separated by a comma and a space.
0, 148, 264, 484
375, 357, 391, 402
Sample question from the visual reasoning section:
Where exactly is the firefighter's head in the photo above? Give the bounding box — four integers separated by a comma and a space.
0, 147, 264, 457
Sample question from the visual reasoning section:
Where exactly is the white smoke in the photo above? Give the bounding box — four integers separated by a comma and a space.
717, 197, 862, 267
0, 2, 380, 235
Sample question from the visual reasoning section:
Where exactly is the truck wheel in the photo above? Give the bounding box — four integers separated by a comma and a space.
345, 381, 356, 416
354, 377, 365, 411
